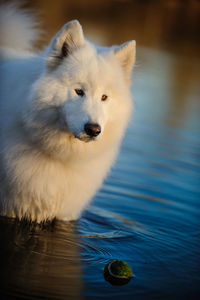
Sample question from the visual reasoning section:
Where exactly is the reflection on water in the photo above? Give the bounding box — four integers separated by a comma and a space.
28, 0, 200, 57
134, 47, 200, 131
1, 0, 200, 299
0, 218, 82, 299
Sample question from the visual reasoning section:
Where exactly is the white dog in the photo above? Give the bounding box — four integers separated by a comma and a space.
0, 3, 136, 222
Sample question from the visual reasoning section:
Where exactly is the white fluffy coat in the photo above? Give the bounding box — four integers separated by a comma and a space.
0, 3, 136, 222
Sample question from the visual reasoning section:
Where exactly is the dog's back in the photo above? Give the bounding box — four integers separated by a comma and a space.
0, 2, 41, 53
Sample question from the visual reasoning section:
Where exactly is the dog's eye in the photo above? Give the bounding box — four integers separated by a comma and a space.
75, 89, 84, 97
101, 94, 108, 101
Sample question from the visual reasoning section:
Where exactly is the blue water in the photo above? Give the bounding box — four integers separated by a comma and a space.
0, 48, 200, 299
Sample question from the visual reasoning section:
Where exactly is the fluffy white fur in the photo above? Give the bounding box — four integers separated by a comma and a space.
0, 3, 136, 222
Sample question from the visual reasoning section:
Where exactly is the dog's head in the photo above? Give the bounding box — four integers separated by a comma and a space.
27, 20, 136, 143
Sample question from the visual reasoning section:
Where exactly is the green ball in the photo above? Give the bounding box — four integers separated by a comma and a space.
103, 260, 133, 285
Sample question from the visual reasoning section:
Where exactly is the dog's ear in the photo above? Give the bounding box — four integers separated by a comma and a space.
46, 20, 84, 69
113, 40, 136, 84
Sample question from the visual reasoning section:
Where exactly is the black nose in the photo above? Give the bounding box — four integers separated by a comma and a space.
84, 123, 101, 137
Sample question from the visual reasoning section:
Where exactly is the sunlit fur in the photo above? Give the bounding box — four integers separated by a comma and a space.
0, 4, 136, 222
